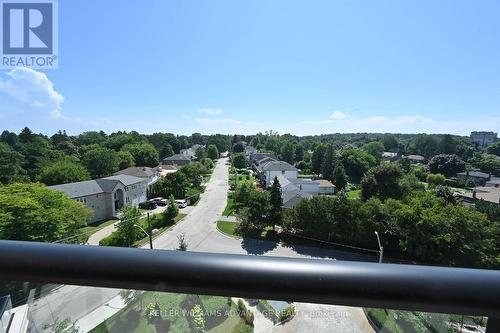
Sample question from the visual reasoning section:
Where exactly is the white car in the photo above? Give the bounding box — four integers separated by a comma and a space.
175, 199, 188, 208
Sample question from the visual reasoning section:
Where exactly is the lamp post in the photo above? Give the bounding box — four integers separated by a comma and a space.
134, 214, 153, 250
374, 231, 383, 263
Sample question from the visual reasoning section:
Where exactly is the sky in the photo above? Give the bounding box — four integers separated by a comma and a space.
1, 0, 500, 136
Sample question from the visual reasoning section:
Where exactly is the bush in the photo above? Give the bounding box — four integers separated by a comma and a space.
280, 306, 295, 322
237, 299, 254, 326
99, 232, 125, 247
426, 173, 445, 186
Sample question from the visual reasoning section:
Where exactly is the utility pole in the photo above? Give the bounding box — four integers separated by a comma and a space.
147, 212, 153, 250
374, 231, 383, 263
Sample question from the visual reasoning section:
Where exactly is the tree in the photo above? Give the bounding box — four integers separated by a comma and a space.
179, 163, 202, 186
159, 143, 175, 159
340, 148, 377, 180
0, 183, 92, 242
280, 141, 295, 164
195, 146, 206, 160
269, 177, 283, 228
232, 142, 245, 153
177, 233, 188, 251
361, 163, 404, 200
0, 142, 25, 184
164, 195, 179, 224
333, 163, 347, 191
428, 154, 465, 177
153, 172, 190, 198
105, 133, 145, 151
82, 147, 119, 178
381, 135, 398, 150
426, 173, 446, 186
407, 134, 440, 158
233, 153, 248, 169
116, 206, 141, 247
294, 144, 304, 162
75, 131, 107, 146
121, 143, 159, 167
440, 134, 456, 154
487, 142, 500, 157
207, 144, 219, 160
311, 144, 327, 175
321, 144, 334, 181
39, 160, 90, 185
116, 150, 135, 169
238, 190, 271, 232
361, 141, 385, 159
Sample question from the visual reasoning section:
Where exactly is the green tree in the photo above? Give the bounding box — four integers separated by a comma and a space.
381, 135, 398, 150
269, 177, 283, 228
177, 233, 188, 251
0, 142, 25, 184
294, 144, 304, 162
39, 159, 91, 185
361, 141, 385, 159
0, 183, 92, 242
116, 150, 135, 169
428, 154, 465, 177
105, 133, 145, 151
280, 141, 295, 164
116, 206, 141, 247
195, 146, 206, 160
333, 163, 347, 191
232, 142, 245, 153
311, 144, 327, 175
340, 148, 377, 180
487, 142, 500, 157
238, 190, 271, 232
361, 163, 404, 200
159, 143, 175, 159
164, 195, 179, 224
82, 147, 119, 178
207, 144, 219, 160
233, 153, 248, 169
321, 144, 334, 181
121, 143, 159, 167
426, 173, 446, 186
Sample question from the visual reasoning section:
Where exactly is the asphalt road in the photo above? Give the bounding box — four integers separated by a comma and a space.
30, 157, 375, 332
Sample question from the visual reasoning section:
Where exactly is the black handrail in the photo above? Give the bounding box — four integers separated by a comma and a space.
0, 240, 499, 320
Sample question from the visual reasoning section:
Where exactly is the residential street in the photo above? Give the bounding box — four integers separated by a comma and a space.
33, 157, 374, 333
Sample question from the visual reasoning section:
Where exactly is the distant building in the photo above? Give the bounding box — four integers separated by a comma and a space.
158, 165, 178, 179
244, 145, 258, 158
257, 160, 298, 187
161, 154, 191, 167
114, 166, 159, 188
282, 189, 314, 209
382, 152, 398, 161
180, 144, 204, 159
458, 186, 500, 205
405, 154, 426, 163
470, 131, 498, 148
49, 175, 147, 224
457, 171, 491, 186
250, 153, 277, 170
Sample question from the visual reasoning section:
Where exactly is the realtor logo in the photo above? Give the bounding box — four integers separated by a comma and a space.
1, 0, 58, 68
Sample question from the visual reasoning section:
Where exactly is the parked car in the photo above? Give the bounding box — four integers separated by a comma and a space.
150, 197, 168, 206
175, 199, 188, 208
139, 201, 157, 210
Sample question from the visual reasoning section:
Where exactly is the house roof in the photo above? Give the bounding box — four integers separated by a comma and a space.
163, 154, 191, 162
457, 171, 490, 179
282, 190, 313, 209
459, 186, 500, 204
382, 152, 398, 158
251, 153, 277, 163
406, 154, 425, 161
160, 165, 178, 171
114, 166, 156, 178
260, 161, 298, 172
317, 179, 335, 187
49, 175, 145, 198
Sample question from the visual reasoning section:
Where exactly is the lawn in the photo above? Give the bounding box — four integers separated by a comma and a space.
133, 213, 187, 247
90, 292, 251, 333
217, 221, 240, 237
346, 189, 361, 199
222, 193, 235, 216
80, 219, 117, 235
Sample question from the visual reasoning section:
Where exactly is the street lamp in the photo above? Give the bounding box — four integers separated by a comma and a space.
374, 231, 383, 263
134, 222, 153, 250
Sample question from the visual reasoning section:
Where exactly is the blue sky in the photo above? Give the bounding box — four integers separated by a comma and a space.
1, 0, 500, 135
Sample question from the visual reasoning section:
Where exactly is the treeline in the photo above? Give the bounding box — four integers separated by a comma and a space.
0, 127, 233, 185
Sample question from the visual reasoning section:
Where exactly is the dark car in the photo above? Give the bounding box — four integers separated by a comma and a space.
139, 201, 157, 210
150, 197, 168, 206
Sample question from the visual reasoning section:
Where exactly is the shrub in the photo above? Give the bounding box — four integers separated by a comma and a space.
280, 306, 295, 322
426, 173, 445, 186
237, 300, 254, 326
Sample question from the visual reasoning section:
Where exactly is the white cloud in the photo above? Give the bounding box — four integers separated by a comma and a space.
0, 67, 64, 119
198, 107, 223, 115
329, 110, 348, 120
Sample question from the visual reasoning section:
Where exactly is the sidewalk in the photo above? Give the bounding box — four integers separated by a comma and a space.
86, 222, 118, 246
76, 293, 126, 332
217, 215, 239, 222
232, 297, 273, 333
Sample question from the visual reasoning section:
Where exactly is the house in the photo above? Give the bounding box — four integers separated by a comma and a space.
161, 154, 191, 167
180, 144, 204, 159
158, 165, 178, 179
244, 145, 258, 159
257, 160, 298, 187
49, 174, 147, 224
457, 171, 491, 186
250, 153, 277, 170
485, 177, 500, 188
382, 152, 398, 161
113, 166, 159, 189
282, 189, 314, 209
405, 154, 426, 163
470, 131, 498, 148
317, 179, 336, 195
458, 186, 500, 205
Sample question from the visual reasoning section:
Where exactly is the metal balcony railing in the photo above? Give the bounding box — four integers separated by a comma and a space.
0, 240, 499, 332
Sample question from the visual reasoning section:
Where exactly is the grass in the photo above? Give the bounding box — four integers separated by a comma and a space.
208, 301, 253, 333
80, 219, 117, 234
217, 221, 240, 237
199, 295, 229, 312
367, 309, 403, 333
222, 193, 235, 216
133, 213, 186, 247
346, 189, 361, 199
